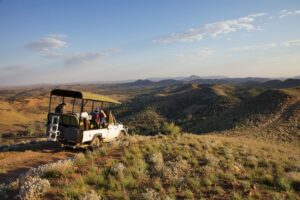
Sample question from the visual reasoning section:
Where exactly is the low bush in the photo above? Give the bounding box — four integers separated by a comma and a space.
74, 153, 87, 167
161, 122, 182, 135
17, 176, 50, 200
40, 160, 74, 178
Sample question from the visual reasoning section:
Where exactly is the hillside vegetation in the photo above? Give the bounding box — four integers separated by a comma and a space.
1, 134, 299, 199
115, 84, 300, 142
0, 80, 299, 200
1, 79, 299, 140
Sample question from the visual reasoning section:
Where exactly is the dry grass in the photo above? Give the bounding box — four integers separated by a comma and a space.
0, 97, 48, 135
1, 133, 297, 200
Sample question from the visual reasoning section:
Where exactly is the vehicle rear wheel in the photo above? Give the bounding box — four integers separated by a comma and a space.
90, 136, 101, 149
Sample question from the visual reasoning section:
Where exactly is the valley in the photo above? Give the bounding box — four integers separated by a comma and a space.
0, 77, 299, 199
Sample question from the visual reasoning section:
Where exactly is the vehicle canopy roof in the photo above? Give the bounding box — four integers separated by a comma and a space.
51, 89, 121, 104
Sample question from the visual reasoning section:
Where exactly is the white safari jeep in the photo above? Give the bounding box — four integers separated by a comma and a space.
46, 89, 127, 149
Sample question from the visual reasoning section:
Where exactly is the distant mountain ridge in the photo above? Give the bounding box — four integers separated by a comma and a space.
120, 76, 300, 89
247, 78, 300, 88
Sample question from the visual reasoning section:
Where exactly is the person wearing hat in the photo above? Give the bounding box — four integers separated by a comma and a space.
55, 103, 66, 114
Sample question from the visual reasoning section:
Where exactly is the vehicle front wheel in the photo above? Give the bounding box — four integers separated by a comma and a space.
90, 136, 101, 150
118, 131, 126, 141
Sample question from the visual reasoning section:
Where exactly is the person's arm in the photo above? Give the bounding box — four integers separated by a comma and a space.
102, 111, 107, 118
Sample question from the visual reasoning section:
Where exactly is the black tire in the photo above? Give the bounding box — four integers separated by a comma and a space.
90, 136, 101, 150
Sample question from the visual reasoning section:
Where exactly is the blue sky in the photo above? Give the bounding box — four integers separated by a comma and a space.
0, 0, 300, 86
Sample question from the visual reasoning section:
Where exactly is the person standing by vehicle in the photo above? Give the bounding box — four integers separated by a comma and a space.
100, 109, 107, 128
92, 108, 101, 129
55, 103, 66, 114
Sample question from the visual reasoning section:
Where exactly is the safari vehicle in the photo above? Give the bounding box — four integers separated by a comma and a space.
46, 89, 127, 149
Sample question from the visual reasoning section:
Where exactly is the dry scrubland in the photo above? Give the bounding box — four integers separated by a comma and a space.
0, 140, 76, 182
0, 86, 131, 138
0, 82, 299, 199
1, 133, 299, 200
116, 85, 300, 144
0, 97, 48, 136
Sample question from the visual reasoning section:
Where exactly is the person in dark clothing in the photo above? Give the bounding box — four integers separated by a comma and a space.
91, 108, 100, 129
55, 103, 66, 114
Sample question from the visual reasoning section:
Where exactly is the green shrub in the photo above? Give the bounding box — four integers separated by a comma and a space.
85, 151, 94, 160
81, 190, 101, 200
74, 153, 86, 167
150, 177, 163, 191
98, 148, 108, 156
260, 174, 275, 187
141, 188, 160, 200
41, 160, 74, 178
210, 186, 224, 195
231, 192, 243, 200
277, 177, 291, 191
146, 152, 164, 175
84, 166, 102, 186
161, 122, 181, 135
187, 177, 200, 190
62, 177, 87, 200
244, 156, 258, 168
258, 159, 269, 168
182, 189, 194, 199
202, 177, 212, 187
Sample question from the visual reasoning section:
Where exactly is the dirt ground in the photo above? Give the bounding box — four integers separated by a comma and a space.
0, 141, 77, 184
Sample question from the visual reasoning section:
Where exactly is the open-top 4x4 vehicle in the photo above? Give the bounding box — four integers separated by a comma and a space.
46, 89, 127, 149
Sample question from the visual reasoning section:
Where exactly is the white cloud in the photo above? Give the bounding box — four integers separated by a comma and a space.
0, 65, 27, 73
279, 9, 300, 18
175, 48, 214, 61
26, 34, 121, 67
64, 52, 106, 66
43, 49, 120, 67
231, 43, 277, 51
282, 40, 300, 47
25, 34, 67, 52
248, 13, 266, 18
231, 39, 300, 51
157, 13, 266, 43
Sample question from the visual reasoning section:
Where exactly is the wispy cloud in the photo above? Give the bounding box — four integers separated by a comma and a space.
25, 34, 67, 53
1, 65, 24, 72
247, 13, 266, 18
43, 48, 121, 67
156, 13, 266, 43
282, 39, 300, 47
26, 34, 121, 67
231, 43, 277, 51
279, 9, 300, 18
231, 39, 300, 51
64, 52, 106, 66
175, 48, 214, 61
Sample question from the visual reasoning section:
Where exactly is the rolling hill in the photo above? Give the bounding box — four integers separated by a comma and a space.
0, 79, 299, 200
114, 83, 300, 142
0, 78, 299, 142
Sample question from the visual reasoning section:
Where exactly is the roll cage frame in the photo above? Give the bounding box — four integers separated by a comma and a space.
48, 89, 121, 128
